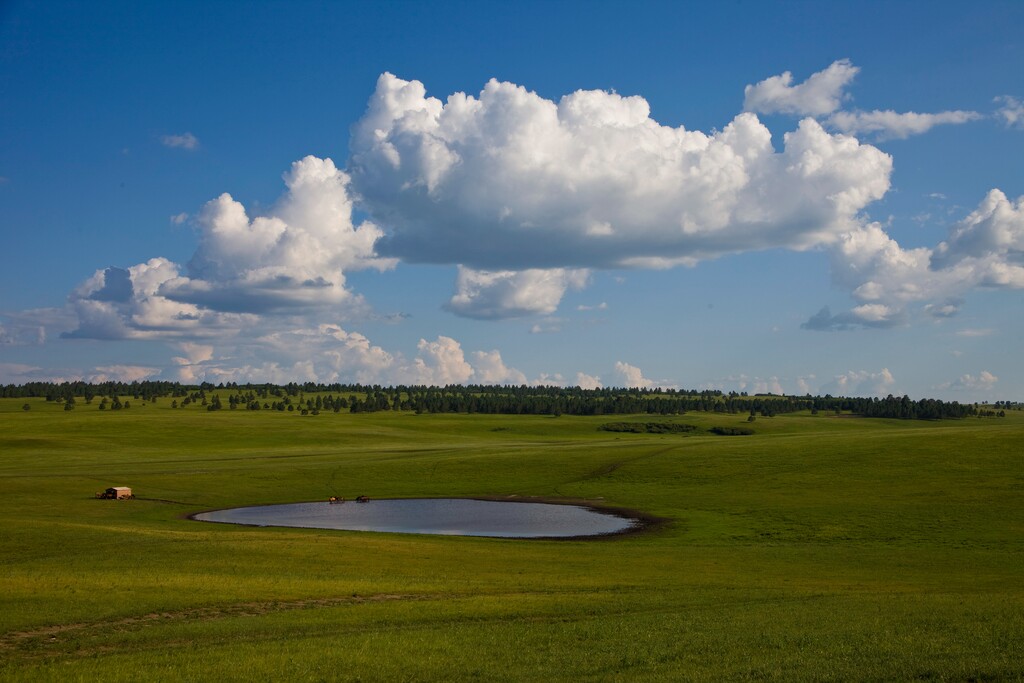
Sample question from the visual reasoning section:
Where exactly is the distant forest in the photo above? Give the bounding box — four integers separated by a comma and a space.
4, 381, 1016, 420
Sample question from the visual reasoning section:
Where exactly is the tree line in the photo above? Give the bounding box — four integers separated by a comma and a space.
5, 381, 1010, 420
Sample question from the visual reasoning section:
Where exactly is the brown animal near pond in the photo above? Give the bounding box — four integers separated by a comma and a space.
329, 496, 344, 504
355, 495, 370, 503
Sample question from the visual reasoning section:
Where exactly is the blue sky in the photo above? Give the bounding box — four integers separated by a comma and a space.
1, 0, 1022, 400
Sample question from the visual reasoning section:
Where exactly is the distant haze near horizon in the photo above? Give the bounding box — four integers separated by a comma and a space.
1, 1, 1022, 401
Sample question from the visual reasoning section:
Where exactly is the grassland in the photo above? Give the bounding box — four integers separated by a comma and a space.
1, 397, 1022, 681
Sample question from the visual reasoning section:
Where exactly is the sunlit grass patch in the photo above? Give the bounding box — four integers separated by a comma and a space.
1, 402, 1021, 679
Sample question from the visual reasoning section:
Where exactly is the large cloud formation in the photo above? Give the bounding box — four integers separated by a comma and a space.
62, 67, 1010, 337
807, 189, 1024, 330
65, 157, 391, 340
28, 63, 1017, 391
164, 156, 391, 313
350, 72, 892, 273
742, 61, 1021, 331
64, 257, 250, 340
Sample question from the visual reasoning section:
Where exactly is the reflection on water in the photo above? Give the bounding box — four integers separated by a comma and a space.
194, 498, 638, 538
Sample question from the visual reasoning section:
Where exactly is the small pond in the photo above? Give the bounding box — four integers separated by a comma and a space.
193, 498, 639, 538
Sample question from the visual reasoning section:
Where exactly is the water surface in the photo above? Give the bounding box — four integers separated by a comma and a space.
194, 498, 638, 538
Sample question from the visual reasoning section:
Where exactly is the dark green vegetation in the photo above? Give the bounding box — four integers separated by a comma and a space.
3, 381, 1006, 419
599, 421, 700, 434
598, 422, 755, 438
1, 397, 1022, 681
708, 426, 755, 436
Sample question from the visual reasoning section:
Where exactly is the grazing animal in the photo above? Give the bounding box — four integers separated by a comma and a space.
355, 495, 370, 503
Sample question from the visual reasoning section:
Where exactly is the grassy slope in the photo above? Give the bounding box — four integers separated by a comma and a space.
0, 397, 1022, 681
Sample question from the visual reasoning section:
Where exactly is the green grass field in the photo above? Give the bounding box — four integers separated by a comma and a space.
1, 397, 1022, 681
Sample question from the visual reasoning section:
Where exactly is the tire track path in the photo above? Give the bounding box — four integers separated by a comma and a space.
553, 444, 678, 496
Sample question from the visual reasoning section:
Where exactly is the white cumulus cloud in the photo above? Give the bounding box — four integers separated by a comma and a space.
197, 360, 320, 386
614, 361, 654, 389
938, 370, 998, 392
575, 372, 602, 390
251, 325, 396, 385
163, 156, 392, 314
530, 373, 567, 387
350, 72, 891, 278
446, 267, 589, 319
932, 189, 1024, 275
171, 342, 215, 383
405, 336, 474, 386
64, 156, 395, 341
822, 368, 896, 397
743, 60, 859, 116
752, 377, 785, 395
805, 188, 1024, 330
471, 349, 527, 385
611, 361, 678, 389
64, 259, 254, 340
156, 325, 536, 389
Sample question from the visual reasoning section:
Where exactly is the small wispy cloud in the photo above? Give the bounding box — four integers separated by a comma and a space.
924, 297, 963, 319
994, 95, 1024, 129
955, 328, 995, 338
529, 318, 563, 334
576, 302, 608, 312
828, 109, 981, 140
89, 365, 161, 383
375, 312, 411, 324
169, 212, 189, 225
801, 305, 905, 332
161, 132, 200, 150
